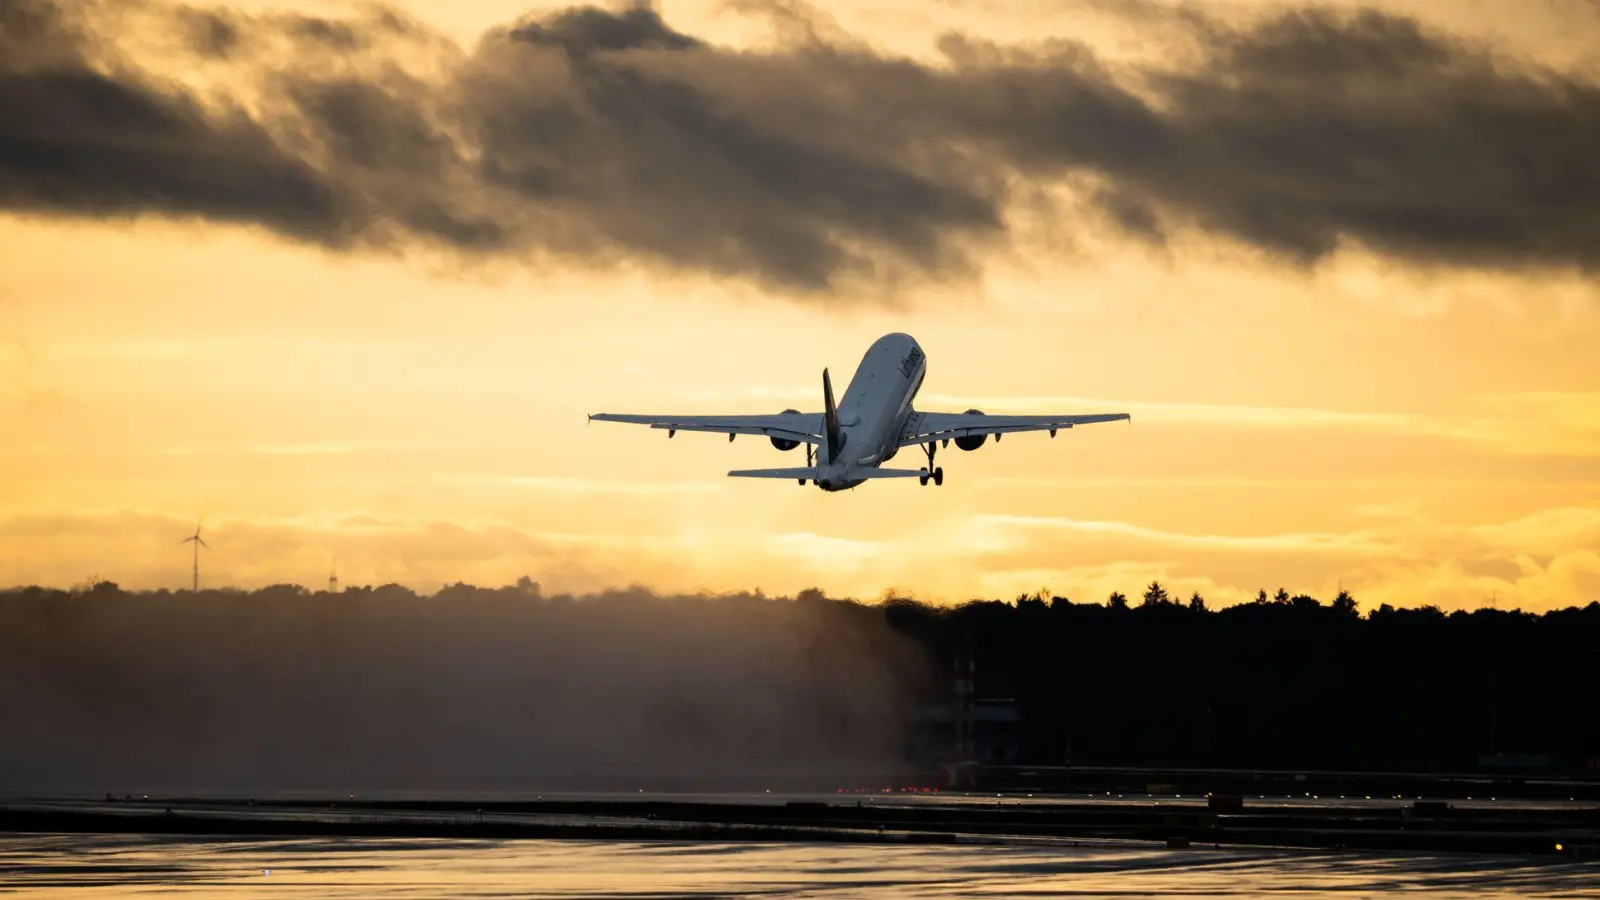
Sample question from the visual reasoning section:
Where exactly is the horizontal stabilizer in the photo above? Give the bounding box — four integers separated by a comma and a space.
728, 467, 819, 479
726, 466, 930, 480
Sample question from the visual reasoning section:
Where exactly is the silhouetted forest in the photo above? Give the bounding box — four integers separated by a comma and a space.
2, 580, 1597, 792
886, 586, 1600, 772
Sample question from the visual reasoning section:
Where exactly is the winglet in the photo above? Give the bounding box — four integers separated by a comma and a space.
822, 368, 843, 461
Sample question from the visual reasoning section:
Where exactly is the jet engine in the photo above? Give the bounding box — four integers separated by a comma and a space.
770, 409, 803, 451
954, 409, 987, 451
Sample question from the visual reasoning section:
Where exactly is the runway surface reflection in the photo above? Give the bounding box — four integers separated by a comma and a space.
3, 834, 1598, 898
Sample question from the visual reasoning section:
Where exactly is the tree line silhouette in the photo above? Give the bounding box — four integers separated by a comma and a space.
1, 580, 1596, 790
886, 582, 1599, 771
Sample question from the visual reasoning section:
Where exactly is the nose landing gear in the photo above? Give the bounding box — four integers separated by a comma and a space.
919, 441, 945, 486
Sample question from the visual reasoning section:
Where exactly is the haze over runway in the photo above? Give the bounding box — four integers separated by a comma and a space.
2, 0, 1599, 609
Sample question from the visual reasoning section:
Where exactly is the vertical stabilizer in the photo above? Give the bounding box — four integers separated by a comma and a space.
823, 368, 843, 461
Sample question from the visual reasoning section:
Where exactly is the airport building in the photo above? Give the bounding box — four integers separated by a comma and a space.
905, 698, 1025, 766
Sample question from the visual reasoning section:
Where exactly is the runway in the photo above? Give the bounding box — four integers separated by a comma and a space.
4, 792, 1597, 857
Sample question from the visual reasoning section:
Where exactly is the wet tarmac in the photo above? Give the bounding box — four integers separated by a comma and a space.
3, 832, 1598, 898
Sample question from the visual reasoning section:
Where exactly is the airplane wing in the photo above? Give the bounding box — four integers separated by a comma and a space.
588, 412, 824, 446
898, 410, 1130, 447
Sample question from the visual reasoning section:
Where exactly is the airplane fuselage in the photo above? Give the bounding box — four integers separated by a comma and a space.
816, 332, 927, 491
588, 333, 1129, 488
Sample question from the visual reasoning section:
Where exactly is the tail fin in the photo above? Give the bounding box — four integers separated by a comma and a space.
823, 368, 843, 460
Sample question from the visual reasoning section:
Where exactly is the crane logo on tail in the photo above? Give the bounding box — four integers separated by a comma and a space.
899, 346, 924, 378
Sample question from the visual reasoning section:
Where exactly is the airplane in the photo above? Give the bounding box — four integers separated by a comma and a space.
589, 333, 1130, 491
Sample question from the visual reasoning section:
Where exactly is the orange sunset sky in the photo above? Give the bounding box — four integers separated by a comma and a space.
2, 0, 1598, 609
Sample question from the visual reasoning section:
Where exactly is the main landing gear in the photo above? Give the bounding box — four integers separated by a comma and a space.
799, 444, 813, 485
919, 441, 944, 487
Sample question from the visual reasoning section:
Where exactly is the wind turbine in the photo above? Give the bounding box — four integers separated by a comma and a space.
179, 522, 209, 593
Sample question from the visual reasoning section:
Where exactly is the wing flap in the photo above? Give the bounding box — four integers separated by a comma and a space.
590, 412, 823, 445
900, 412, 1129, 446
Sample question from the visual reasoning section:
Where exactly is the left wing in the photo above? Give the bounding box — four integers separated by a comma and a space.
589, 412, 823, 445
899, 411, 1129, 447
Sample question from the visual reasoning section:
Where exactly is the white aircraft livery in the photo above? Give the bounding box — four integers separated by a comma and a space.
590, 333, 1130, 491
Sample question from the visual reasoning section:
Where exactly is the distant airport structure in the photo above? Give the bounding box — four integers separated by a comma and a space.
591, 333, 1128, 490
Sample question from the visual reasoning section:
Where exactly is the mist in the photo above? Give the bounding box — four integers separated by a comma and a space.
0, 582, 937, 795
7, 581, 1600, 792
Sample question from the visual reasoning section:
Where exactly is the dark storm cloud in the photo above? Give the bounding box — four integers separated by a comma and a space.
509, 3, 704, 52
1120, 9, 1600, 268
1, 0, 1597, 292
0, 0, 349, 240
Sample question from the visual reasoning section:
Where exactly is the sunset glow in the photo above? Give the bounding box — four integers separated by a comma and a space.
3, 0, 1597, 610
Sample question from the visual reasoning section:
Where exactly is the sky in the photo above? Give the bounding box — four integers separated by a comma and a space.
2, 0, 1599, 610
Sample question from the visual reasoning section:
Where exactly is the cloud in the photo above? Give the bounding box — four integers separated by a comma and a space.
928, 389, 1600, 457
962, 504, 1600, 612
915, 391, 1412, 429
1445, 391, 1600, 455
1, 0, 1596, 293
974, 512, 1393, 555
447, 474, 726, 495
0, 0, 350, 239
7, 501, 1600, 612
690, 386, 1600, 456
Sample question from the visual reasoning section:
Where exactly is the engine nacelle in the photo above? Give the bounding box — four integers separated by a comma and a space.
770, 409, 802, 451
954, 409, 987, 451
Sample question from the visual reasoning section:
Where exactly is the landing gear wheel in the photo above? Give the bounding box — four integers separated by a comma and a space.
919, 473, 930, 486
798, 479, 807, 485
933, 467, 944, 486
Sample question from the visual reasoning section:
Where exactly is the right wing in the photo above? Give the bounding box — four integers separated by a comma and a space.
898, 411, 1130, 447
588, 412, 824, 446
